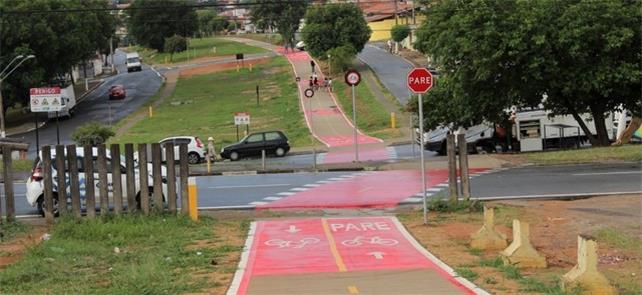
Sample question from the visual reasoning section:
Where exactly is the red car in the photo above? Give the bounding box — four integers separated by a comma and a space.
109, 85, 126, 100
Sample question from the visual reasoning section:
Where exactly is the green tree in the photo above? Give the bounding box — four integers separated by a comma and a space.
302, 4, 371, 59
413, 0, 640, 146
326, 45, 356, 73
128, 0, 198, 52
71, 122, 115, 146
390, 24, 410, 43
164, 35, 188, 61
250, 0, 308, 47
0, 0, 115, 112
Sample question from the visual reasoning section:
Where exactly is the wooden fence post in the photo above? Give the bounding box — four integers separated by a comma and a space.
125, 144, 136, 212
447, 134, 458, 203
138, 144, 150, 215
457, 133, 471, 200
110, 144, 123, 215
2, 146, 14, 222
54, 145, 67, 216
42, 146, 54, 223
179, 143, 189, 215
97, 144, 109, 216
83, 145, 96, 219
165, 143, 177, 214
66, 145, 82, 218
151, 143, 163, 213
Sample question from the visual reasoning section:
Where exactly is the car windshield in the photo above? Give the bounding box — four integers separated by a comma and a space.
127, 57, 139, 63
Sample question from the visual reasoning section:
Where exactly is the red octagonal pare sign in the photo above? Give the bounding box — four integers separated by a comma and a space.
407, 68, 433, 94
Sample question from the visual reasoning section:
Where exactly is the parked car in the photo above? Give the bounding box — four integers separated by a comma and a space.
26, 147, 169, 216
109, 85, 126, 100
220, 131, 290, 161
159, 136, 206, 165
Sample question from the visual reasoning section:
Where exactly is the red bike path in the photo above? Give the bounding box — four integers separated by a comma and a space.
227, 216, 489, 295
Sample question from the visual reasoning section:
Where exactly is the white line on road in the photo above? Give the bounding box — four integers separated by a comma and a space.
572, 171, 642, 176
303, 184, 321, 187
427, 188, 442, 192
208, 183, 291, 189
249, 201, 268, 206
316, 180, 332, 184
290, 187, 309, 192
263, 197, 282, 201
436, 183, 449, 187
277, 192, 297, 196
470, 191, 642, 201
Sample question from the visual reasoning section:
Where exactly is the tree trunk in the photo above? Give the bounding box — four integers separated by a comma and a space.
612, 116, 642, 146
569, 110, 599, 146
590, 105, 610, 146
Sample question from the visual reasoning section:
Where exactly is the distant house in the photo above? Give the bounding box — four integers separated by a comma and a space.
359, 0, 423, 49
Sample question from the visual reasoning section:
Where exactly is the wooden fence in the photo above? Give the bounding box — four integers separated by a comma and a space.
1, 143, 190, 224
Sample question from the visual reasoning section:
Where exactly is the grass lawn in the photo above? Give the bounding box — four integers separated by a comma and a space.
0, 215, 247, 294
237, 33, 283, 45
110, 56, 315, 148
126, 37, 267, 65
526, 144, 642, 165
332, 77, 402, 139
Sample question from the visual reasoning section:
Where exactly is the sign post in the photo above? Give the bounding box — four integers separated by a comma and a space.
30, 87, 63, 147
234, 112, 250, 141
407, 68, 434, 224
344, 69, 361, 162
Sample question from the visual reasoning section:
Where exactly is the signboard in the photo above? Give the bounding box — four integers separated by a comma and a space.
30, 87, 63, 112
234, 112, 250, 125
407, 68, 433, 93
304, 88, 314, 98
344, 69, 361, 86
236, 53, 244, 60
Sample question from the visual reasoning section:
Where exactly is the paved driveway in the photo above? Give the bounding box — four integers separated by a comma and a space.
357, 44, 415, 105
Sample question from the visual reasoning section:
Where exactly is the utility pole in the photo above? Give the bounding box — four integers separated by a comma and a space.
110, 36, 115, 73
394, 0, 399, 25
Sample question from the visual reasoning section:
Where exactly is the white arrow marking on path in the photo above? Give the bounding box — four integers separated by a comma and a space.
368, 251, 385, 260
286, 225, 301, 234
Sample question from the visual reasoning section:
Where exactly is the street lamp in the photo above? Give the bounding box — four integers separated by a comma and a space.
0, 54, 35, 138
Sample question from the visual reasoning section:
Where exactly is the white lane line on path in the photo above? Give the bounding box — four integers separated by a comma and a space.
208, 183, 291, 189
316, 180, 332, 184
572, 171, 642, 176
403, 197, 423, 203
290, 187, 309, 192
277, 192, 297, 196
249, 201, 268, 206
263, 197, 282, 201
304, 184, 321, 187
392, 218, 491, 295
227, 222, 257, 295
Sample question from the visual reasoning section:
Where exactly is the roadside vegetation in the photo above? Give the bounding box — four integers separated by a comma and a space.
526, 144, 642, 165
110, 56, 315, 148
0, 159, 33, 174
126, 37, 267, 65
332, 77, 402, 139
0, 215, 246, 294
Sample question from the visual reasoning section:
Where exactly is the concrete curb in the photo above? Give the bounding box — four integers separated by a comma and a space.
190, 166, 366, 177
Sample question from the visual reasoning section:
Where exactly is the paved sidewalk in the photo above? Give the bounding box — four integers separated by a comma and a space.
226, 37, 389, 164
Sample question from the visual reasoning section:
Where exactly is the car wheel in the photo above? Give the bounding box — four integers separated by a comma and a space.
37, 194, 59, 217
275, 147, 286, 157
230, 151, 240, 161
136, 187, 164, 210
187, 152, 201, 165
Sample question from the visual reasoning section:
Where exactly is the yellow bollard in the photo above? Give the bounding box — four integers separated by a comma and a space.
391, 112, 397, 129
249, 63, 253, 71
188, 177, 198, 221
206, 156, 211, 173
148, 106, 153, 118
236, 64, 240, 72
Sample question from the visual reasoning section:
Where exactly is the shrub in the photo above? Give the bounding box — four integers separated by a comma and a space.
326, 45, 356, 74
71, 122, 115, 146
164, 35, 188, 60
391, 24, 410, 43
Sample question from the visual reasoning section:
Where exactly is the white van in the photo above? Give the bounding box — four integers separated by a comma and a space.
126, 52, 142, 72
47, 84, 76, 119
26, 147, 169, 216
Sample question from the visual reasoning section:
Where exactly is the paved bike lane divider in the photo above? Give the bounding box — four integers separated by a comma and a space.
228, 217, 489, 295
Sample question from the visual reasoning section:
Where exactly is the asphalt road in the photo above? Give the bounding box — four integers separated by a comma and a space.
357, 44, 414, 105
6, 162, 640, 216
9, 50, 163, 155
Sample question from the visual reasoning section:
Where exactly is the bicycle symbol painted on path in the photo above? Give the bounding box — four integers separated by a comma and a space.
341, 236, 399, 247
265, 238, 320, 249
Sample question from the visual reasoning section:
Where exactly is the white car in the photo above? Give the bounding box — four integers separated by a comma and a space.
26, 147, 169, 216
159, 136, 206, 164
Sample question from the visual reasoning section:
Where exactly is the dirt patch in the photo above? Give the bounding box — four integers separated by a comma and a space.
0, 218, 51, 269
179, 58, 272, 78
400, 194, 642, 294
